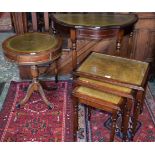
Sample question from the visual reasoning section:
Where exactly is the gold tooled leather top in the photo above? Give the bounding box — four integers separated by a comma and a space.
52, 13, 137, 28
77, 52, 149, 86
74, 86, 123, 105
6, 32, 58, 53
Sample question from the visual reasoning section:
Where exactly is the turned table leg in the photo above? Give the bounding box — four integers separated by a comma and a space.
110, 112, 117, 142
70, 29, 77, 71
128, 31, 134, 58
122, 98, 132, 141
72, 96, 78, 141
131, 90, 144, 140
116, 30, 124, 56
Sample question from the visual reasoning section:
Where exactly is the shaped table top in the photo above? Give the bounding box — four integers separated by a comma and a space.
52, 13, 138, 29
77, 52, 149, 86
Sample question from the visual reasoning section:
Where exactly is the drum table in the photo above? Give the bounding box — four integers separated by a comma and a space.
2, 32, 62, 109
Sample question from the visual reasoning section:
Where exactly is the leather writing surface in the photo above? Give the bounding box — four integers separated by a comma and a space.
77, 52, 149, 86
7, 33, 58, 53
52, 13, 137, 28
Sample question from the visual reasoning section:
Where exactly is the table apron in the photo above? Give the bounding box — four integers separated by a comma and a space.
3, 49, 61, 65
76, 28, 119, 40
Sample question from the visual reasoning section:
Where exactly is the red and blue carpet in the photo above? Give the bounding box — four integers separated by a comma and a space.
0, 81, 74, 142
86, 102, 155, 142
0, 81, 155, 142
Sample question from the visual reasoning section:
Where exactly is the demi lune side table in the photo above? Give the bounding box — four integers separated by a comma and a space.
2, 32, 62, 109
51, 13, 138, 71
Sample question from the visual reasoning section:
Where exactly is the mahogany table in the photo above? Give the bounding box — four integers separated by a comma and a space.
2, 32, 62, 109
75, 52, 149, 140
51, 13, 138, 70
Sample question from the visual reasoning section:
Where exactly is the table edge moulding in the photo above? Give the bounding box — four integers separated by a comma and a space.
51, 13, 138, 71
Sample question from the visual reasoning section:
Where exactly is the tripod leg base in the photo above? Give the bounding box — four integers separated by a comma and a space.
16, 82, 34, 109
38, 82, 54, 109
16, 65, 54, 109
16, 81, 54, 110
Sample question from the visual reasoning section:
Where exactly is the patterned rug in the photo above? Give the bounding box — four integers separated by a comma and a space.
0, 81, 74, 142
104, 114, 141, 140
0, 81, 155, 142
87, 101, 155, 142
145, 83, 155, 125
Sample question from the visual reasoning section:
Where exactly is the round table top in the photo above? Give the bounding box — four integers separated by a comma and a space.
2, 32, 62, 65
3, 32, 59, 54
52, 13, 138, 29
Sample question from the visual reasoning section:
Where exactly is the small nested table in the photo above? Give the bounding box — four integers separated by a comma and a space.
2, 32, 62, 109
51, 13, 138, 70
72, 86, 127, 141
75, 52, 149, 140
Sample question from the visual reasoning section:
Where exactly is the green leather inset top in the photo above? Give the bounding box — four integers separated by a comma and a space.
77, 52, 149, 86
6, 32, 58, 53
74, 86, 123, 105
52, 13, 137, 28
79, 77, 132, 93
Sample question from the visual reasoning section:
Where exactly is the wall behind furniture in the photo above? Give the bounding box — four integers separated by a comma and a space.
133, 13, 155, 62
